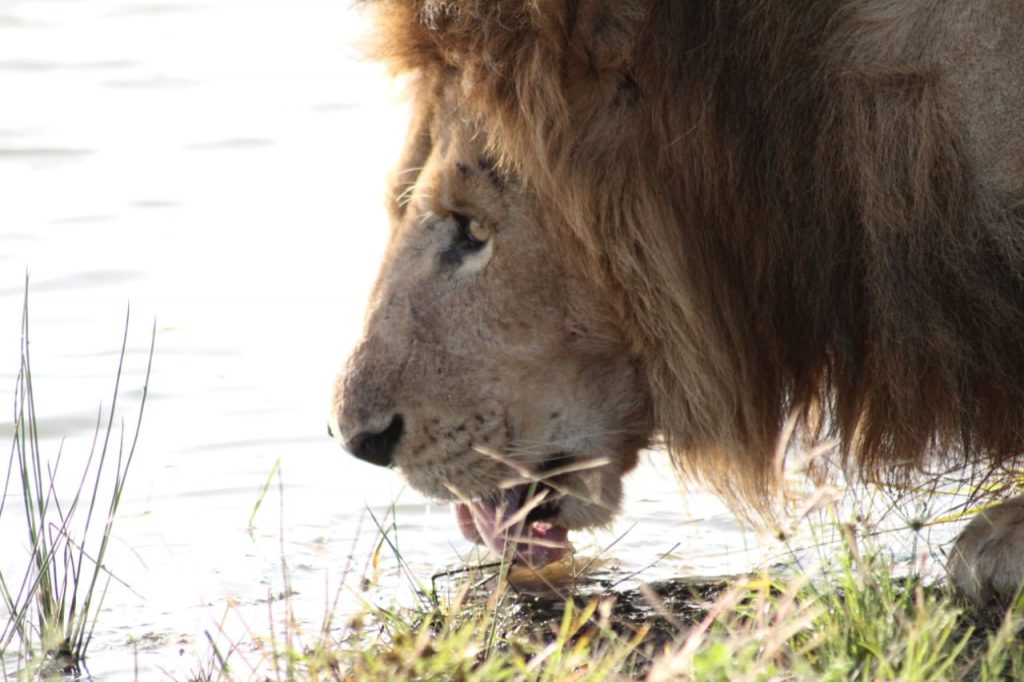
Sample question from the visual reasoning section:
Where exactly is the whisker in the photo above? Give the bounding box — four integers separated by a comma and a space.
493, 486, 552, 532
534, 458, 612, 481
395, 183, 417, 208
493, 458, 612, 489
471, 444, 533, 479
394, 165, 425, 177
472, 445, 609, 482
468, 442, 632, 514
415, 202, 438, 224
444, 482, 473, 506
472, 443, 625, 510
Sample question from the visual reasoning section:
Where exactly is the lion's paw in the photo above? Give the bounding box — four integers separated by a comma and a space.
948, 495, 1024, 609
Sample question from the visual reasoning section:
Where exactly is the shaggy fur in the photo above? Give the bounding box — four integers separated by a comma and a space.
366, 1, 1024, 511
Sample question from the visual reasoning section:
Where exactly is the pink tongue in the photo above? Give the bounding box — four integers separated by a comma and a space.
454, 488, 570, 567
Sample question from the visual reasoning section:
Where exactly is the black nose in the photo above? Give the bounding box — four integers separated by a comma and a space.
344, 414, 403, 468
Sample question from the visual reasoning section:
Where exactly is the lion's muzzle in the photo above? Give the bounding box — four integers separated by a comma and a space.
337, 413, 404, 468
331, 333, 407, 467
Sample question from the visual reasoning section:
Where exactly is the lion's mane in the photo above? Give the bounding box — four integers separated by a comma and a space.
369, 0, 1024, 509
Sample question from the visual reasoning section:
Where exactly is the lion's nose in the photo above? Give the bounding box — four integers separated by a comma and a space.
342, 414, 404, 468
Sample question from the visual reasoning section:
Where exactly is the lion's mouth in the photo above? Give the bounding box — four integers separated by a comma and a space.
454, 482, 570, 566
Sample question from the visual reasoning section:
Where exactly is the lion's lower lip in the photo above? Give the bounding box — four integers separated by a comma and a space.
454, 484, 570, 566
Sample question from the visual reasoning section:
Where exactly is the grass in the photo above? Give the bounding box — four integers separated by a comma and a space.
258, 548, 1024, 680
179, 483, 1024, 682
0, 288, 154, 678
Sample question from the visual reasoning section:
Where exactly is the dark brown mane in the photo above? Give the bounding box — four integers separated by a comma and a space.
368, 0, 1024, 510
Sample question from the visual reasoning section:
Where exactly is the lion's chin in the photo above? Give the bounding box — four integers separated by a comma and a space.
454, 484, 571, 567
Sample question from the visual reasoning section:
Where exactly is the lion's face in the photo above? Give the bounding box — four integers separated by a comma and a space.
331, 89, 652, 563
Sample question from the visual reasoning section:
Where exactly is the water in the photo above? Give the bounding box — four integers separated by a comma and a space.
0, 2, 772, 678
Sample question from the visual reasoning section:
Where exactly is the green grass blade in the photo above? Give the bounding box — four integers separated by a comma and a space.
248, 457, 281, 531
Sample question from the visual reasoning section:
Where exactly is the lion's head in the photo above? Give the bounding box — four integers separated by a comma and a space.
331, 80, 652, 563
332, 0, 1024, 566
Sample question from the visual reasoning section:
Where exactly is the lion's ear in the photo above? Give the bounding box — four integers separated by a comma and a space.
569, 0, 646, 72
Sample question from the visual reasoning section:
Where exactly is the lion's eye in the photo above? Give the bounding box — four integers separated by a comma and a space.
454, 212, 492, 248
441, 212, 493, 268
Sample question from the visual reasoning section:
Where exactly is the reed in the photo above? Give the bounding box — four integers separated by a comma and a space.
0, 286, 154, 678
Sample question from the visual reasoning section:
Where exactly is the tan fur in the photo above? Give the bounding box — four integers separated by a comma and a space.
365, 0, 1024, 501
334, 82, 652, 532
335, 0, 1024, 601
949, 496, 1024, 608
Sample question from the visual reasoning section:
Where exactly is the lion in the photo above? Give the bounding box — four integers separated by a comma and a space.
330, 0, 1024, 606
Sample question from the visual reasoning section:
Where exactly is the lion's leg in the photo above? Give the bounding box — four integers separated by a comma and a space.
948, 495, 1024, 609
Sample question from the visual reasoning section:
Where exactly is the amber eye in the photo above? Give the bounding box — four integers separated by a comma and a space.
453, 212, 491, 249
467, 218, 491, 244
441, 212, 493, 267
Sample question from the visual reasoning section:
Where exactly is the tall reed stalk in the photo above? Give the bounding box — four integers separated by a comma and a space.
0, 286, 154, 677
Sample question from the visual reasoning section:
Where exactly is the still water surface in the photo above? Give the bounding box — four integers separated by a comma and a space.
0, 2, 791, 678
